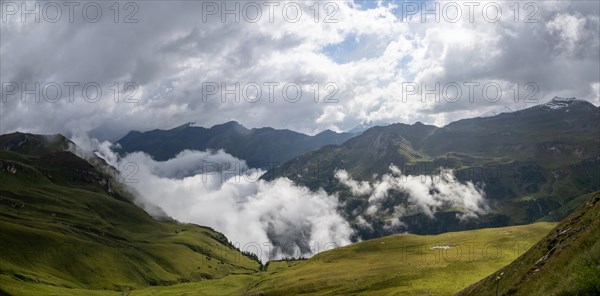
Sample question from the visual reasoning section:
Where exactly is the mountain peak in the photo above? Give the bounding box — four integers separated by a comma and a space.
219, 120, 243, 127
541, 97, 590, 110
0, 132, 72, 156
551, 96, 576, 102
348, 122, 391, 134
171, 122, 196, 131
317, 129, 336, 135
210, 120, 246, 130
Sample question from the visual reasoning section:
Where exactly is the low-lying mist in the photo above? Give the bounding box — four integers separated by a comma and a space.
72, 135, 488, 263
335, 165, 489, 231
90, 143, 352, 263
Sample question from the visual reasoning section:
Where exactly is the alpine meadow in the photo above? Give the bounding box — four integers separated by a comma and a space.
1, 1, 599, 295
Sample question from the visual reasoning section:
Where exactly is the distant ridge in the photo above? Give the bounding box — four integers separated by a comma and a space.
263, 97, 600, 238
114, 121, 357, 167
348, 121, 391, 134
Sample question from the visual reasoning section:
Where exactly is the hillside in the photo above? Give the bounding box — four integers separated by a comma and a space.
265, 97, 599, 188
263, 98, 600, 238
0, 133, 261, 294
0, 217, 557, 295
244, 222, 556, 296
457, 191, 600, 296
123, 222, 557, 296
114, 121, 357, 167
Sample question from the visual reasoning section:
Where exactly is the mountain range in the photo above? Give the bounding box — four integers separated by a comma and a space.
111, 97, 600, 240
114, 121, 357, 168
263, 97, 600, 238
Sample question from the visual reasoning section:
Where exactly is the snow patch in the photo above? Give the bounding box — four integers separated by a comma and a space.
430, 245, 451, 250
543, 96, 577, 110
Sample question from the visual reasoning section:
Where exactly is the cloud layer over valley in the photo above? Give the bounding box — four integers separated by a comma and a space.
75, 133, 489, 263
114, 149, 353, 262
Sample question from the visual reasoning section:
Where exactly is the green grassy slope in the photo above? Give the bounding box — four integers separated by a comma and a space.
1, 222, 554, 296
0, 145, 260, 295
244, 222, 556, 296
457, 191, 600, 296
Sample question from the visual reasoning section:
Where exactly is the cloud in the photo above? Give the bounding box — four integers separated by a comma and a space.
334, 170, 372, 195
110, 149, 352, 262
1, 1, 598, 139
546, 13, 588, 55
316, 105, 347, 129
336, 165, 489, 228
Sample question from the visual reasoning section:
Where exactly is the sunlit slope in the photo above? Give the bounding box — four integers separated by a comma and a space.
0, 140, 260, 295
457, 191, 600, 296
245, 223, 556, 296
0, 218, 556, 296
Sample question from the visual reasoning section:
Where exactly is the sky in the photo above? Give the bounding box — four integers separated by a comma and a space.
1, 0, 599, 140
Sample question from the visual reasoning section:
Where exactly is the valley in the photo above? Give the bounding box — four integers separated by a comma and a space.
3, 2, 599, 294
1, 98, 599, 294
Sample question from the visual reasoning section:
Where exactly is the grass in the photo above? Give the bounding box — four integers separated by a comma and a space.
0, 219, 556, 295
130, 274, 260, 296
458, 191, 600, 296
244, 223, 556, 295
0, 150, 260, 295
